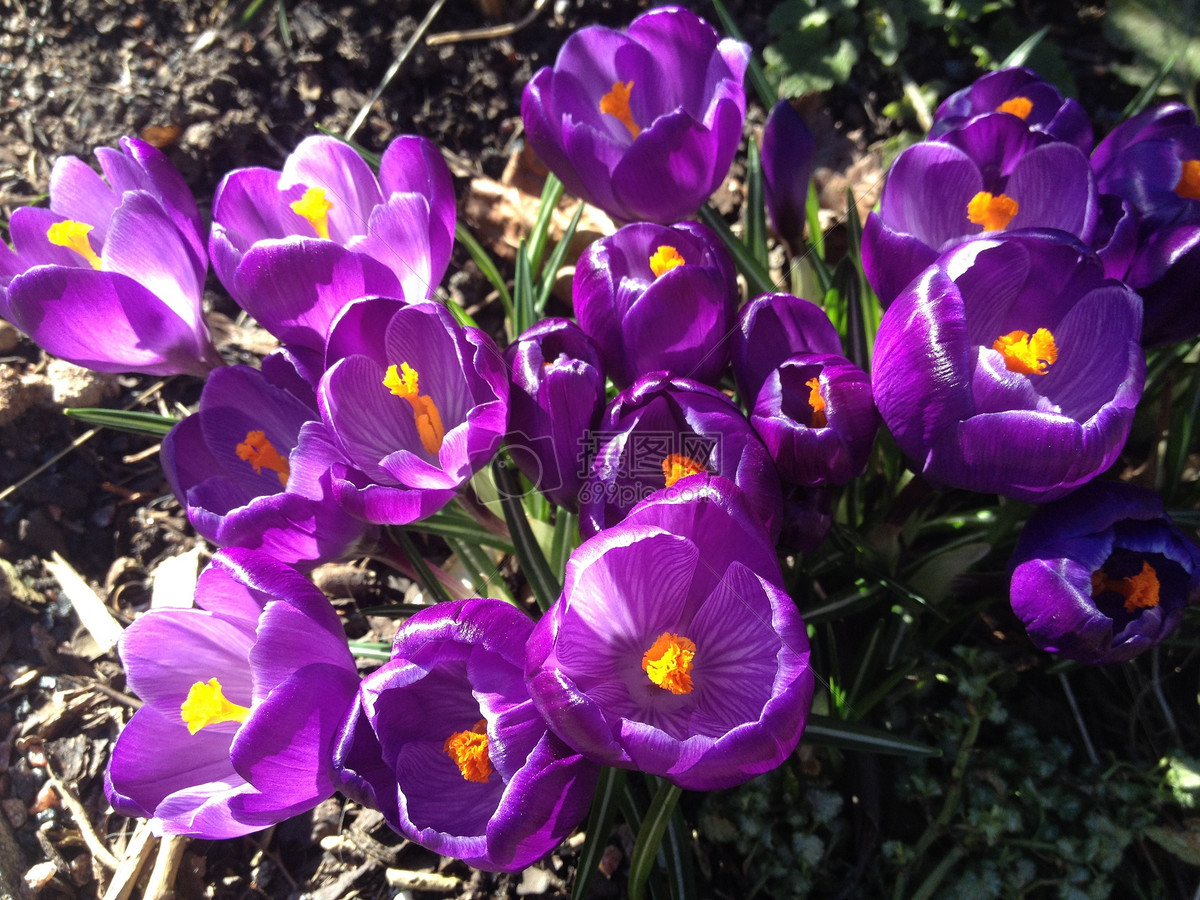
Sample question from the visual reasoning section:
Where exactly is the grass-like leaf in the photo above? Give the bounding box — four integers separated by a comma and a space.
63, 408, 178, 436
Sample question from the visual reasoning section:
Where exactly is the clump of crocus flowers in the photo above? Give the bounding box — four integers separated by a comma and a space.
3, 6, 1199, 887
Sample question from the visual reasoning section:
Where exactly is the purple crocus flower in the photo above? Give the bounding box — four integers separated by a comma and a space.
521, 6, 750, 224
760, 99, 816, 252
210, 135, 455, 351
526, 476, 814, 790
872, 232, 1145, 502
332, 598, 599, 872
504, 318, 606, 511
580, 373, 782, 540
573, 220, 737, 388
161, 361, 375, 570
0, 137, 218, 376
929, 66, 1092, 153
1010, 481, 1200, 664
105, 549, 359, 838
861, 114, 1122, 308
311, 297, 509, 525
731, 292, 844, 405
751, 353, 879, 487
1091, 102, 1200, 345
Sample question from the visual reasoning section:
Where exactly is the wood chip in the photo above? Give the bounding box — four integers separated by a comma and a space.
101, 821, 157, 900
45, 553, 122, 655
149, 547, 202, 610
383, 868, 462, 892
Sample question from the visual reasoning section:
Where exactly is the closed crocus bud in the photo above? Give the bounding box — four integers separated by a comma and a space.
930, 66, 1093, 153
209, 135, 456, 352
526, 476, 814, 791
1010, 481, 1200, 664
574, 220, 737, 388
105, 550, 360, 838
1091, 102, 1200, 345
332, 599, 599, 872
580, 373, 782, 540
751, 353, 879, 487
872, 232, 1145, 502
862, 113, 1117, 308
160, 362, 376, 571
504, 318, 606, 512
732, 292, 843, 404
760, 99, 816, 251
0, 137, 219, 376
312, 298, 509, 525
521, 6, 750, 224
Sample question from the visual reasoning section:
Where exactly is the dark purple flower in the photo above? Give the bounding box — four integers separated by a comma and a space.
731, 292, 844, 405
862, 114, 1113, 308
930, 66, 1092, 153
1010, 481, 1200, 664
105, 550, 359, 838
526, 477, 814, 790
161, 362, 375, 570
315, 298, 509, 525
580, 373, 782, 539
573, 221, 737, 388
504, 318, 606, 511
521, 6, 750, 223
0, 137, 218, 375
872, 232, 1145, 502
332, 598, 599, 872
210, 135, 455, 351
751, 353, 879, 487
1091, 102, 1200, 344
760, 99, 816, 251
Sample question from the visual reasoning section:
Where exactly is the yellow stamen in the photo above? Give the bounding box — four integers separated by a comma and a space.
383, 362, 445, 455
992, 328, 1058, 376
662, 453, 706, 488
235, 430, 290, 488
1091, 561, 1161, 613
641, 632, 696, 695
599, 80, 641, 139
967, 191, 1019, 232
1176, 160, 1200, 202
996, 96, 1034, 120
649, 245, 685, 278
805, 376, 827, 427
46, 220, 102, 269
180, 678, 251, 735
289, 186, 333, 240
443, 719, 492, 783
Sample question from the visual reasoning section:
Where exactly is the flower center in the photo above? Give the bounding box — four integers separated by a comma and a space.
1175, 159, 1200, 202
383, 362, 446, 455
662, 453, 706, 488
443, 719, 492, 783
1091, 560, 1161, 613
996, 96, 1033, 119
180, 678, 251, 735
46, 220, 102, 269
992, 328, 1058, 376
599, 80, 641, 139
235, 430, 290, 488
642, 632, 697, 695
649, 245, 685, 278
289, 186, 333, 240
805, 376, 828, 427
967, 191, 1019, 232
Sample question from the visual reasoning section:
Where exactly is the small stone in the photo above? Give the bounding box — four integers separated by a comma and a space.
44, 359, 119, 409
3, 796, 28, 828
0, 321, 20, 353
24, 861, 58, 894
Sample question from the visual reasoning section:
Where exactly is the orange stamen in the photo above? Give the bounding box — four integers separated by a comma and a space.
443, 719, 492, 783
642, 633, 697, 695
967, 191, 1019, 232
996, 96, 1034, 120
383, 362, 445, 455
1176, 160, 1200, 202
992, 328, 1058, 376
1092, 561, 1161, 613
805, 376, 827, 427
46, 220, 102, 269
662, 453, 706, 488
180, 678, 251, 735
599, 80, 641, 139
649, 245, 685, 278
236, 430, 291, 488
289, 186, 333, 240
